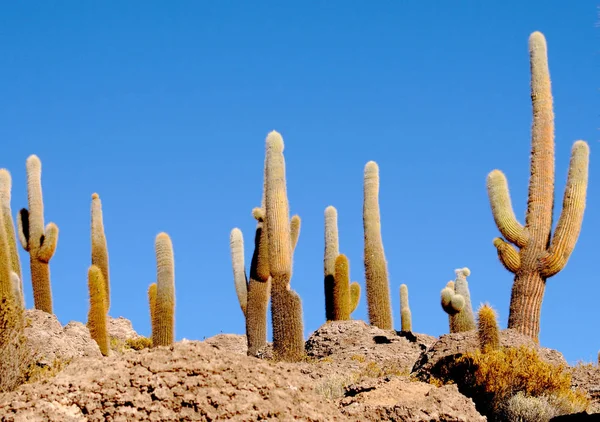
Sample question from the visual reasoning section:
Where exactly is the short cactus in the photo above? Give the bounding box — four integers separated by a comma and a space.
477, 303, 500, 353
91, 193, 110, 312
440, 280, 465, 333
264, 131, 304, 362
486, 32, 590, 340
17, 155, 58, 314
451, 267, 475, 332
151, 232, 175, 347
148, 282, 157, 340
332, 254, 358, 320
363, 161, 393, 330
87, 265, 108, 356
399, 284, 412, 332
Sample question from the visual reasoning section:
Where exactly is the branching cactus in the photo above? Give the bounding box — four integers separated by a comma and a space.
363, 161, 393, 330
477, 303, 500, 353
332, 254, 360, 320
151, 232, 175, 347
486, 32, 590, 340
17, 155, 58, 314
264, 130, 304, 362
0, 170, 22, 298
87, 265, 108, 356
399, 284, 412, 332
324, 205, 339, 321
91, 193, 110, 312
440, 280, 465, 333
452, 268, 475, 332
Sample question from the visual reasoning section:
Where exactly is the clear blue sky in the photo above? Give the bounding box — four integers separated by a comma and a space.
0, 2, 597, 365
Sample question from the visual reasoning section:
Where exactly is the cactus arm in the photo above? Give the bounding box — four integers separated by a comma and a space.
441, 286, 464, 315
290, 214, 301, 253
230, 228, 248, 316
87, 265, 109, 356
486, 170, 529, 248
16, 209, 30, 251
524, 32, 555, 237
91, 193, 110, 311
332, 254, 351, 320
539, 140, 589, 278
324, 205, 339, 321
493, 237, 521, 273
349, 281, 360, 314
38, 223, 58, 263
148, 282, 157, 333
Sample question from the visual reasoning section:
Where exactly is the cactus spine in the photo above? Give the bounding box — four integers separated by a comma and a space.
477, 303, 500, 353
91, 193, 110, 312
324, 206, 339, 321
486, 32, 590, 340
87, 265, 108, 356
363, 161, 392, 330
399, 284, 412, 332
0, 170, 22, 300
151, 232, 175, 347
441, 280, 465, 333
264, 131, 304, 362
17, 155, 58, 314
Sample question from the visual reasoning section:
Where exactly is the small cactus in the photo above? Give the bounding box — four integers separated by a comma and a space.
441, 280, 465, 333
399, 284, 412, 332
91, 193, 110, 312
363, 161, 393, 330
148, 282, 157, 342
451, 268, 475, 332
87, 265, 108, 356
151, 233, 175, 347
477, 303, 500, 353
17, 155, 58, 314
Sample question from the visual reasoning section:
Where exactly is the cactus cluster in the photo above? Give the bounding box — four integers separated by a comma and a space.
441, 268, 475, 333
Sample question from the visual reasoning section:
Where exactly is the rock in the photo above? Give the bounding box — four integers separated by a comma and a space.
570, 363, 600, 413
0, 341, 347, 421
550, 411, 600, 421
412, 328, 567, 382
306, 320, 436, 373
338, 376, 487, 421
23, 309, 101, 367
203, 333, 247, 355
107, 316, 142, 342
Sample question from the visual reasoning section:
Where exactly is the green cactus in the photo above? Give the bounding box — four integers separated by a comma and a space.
486, 32, 590, 341
440, 280, 465, 333
363, 161, 392, 330
91, 193, 110, 312
264, 130, 304, 362
151, 232, 175, 347
87, 265, 108, 356
17, 155, 58, 314
0, 170, 22, 300
324, 205, 339, 321
477, 303, 500, 353
399, 284, 412, 332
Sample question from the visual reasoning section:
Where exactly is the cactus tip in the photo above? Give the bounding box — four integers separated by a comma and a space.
230, 227, 242, 240
572, 140, 589, 153
252, 207, 264, 221
92, 193, 99, 200
266, 130, 284, 152
325, 205, 337, 216
365, 160, 379, 173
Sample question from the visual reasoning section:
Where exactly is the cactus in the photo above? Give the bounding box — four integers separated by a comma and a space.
486, 32, 590, 340
350, 282, 361, 314
151, 232, 175, 347
91, 193, 110, 312
264, 130, 304, 362
363, 161, 392, 329
87, 265, 108, 356
324, 205, 339, 321
16, 155, 58, 314
452, 268, 475, 332
399, 284, 412, 332
441, 280, 465, 333
332, 254, 352, 320
148, 282, 157, 342
0, 170, 22, 300
477, 303, 500, 353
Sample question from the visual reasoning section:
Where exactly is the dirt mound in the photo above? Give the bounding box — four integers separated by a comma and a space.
23, 309, 101, 367
339, 377, 486, 421
570, 364, 600, 413
0, 341, 347, 421
412, 328, 567, 382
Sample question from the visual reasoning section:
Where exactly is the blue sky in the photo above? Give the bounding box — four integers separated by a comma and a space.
0, 2, 597, 365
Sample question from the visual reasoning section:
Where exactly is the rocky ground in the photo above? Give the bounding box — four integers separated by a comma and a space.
0, 311, 598, 421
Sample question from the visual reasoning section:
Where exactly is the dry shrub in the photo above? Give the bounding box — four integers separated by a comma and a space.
0, 296, 33, 392
499, 391, 589, 422
125, 336, 153, 351
434, 345, 589, 421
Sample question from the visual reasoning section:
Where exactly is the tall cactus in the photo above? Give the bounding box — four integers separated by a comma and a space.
399, 284, 412, 332
151, 232, 175, 347
91, 193, 110, 312
324, 205, 339, 321
0, 170, 22, 296
17, 155, 58, 314
486, 32, 590, 340
363, 161, 392, 329
264, 130, 304, 362
87, 265, 108, 356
